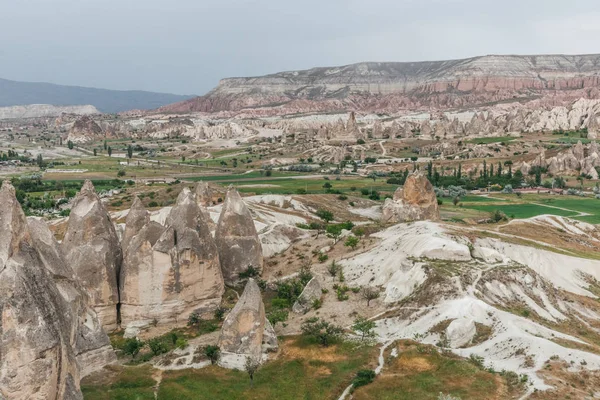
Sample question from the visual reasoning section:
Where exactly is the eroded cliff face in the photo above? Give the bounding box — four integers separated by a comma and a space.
215, 187, 263, 286
61, 180, 122, 331
27, 217, 116, 378
159, 54, 600, 115
120, 188, 224, 333
0, 182, 83, 400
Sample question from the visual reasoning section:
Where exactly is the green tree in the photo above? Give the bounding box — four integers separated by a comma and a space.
327, 261, 342, 281
301, 317, 344, 346
107, 146, 112, 157
204, 345, 220, 365
67, 140, 74, 150
127, 144, 133, 159
93, 148, 97, 156
344, 235, 359, 250
353, 316, 376, 341
316, 209, 334, 223
122, 338, 144, 359
148, 338, 168, 356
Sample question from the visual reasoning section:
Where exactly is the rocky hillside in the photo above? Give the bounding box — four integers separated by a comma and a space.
160, 54, 600, 115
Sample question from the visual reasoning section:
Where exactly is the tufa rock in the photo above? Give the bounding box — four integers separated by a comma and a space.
0, 182, 83, 400
61, 180, 122, 331
218, 278, 276, 369
382, 171, 440, 223
292, 277, 322, 314
194, 182, 216, 231
215, 187, 263, 286
121, 196, 150, 256
27, 217, 116, 378
120, 188, 224, 332
67, 116, 103, 144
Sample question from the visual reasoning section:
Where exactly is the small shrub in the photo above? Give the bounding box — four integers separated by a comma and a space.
148, 338, 169, 356
175, 338, 188, 350
352, 369, 376, 388
204, 345, 221, 364
187, 312, 200, 326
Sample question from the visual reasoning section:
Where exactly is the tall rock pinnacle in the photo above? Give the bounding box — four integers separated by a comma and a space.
61, 180, 122, 331
0, 181, 83, 399
215, 186, 263, 286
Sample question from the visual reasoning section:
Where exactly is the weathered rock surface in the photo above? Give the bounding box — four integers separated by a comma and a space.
215, 187, 263, 285
194, 182, 216, 231
292, 277, 322, 314
382, 171, 439, 223
0, 182, 83, 400
120, 188, 224, 331
159, 54, 600, 116
121, 196, 150, 255
61, 180, 122, 331
27, 217, 116, 377
446, 318, 477, 348
67, 116, 103, 144
218, 279, 276, 369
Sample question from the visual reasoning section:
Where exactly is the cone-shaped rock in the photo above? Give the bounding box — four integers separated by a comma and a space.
292, 277, 322, 314
194, 182, 216, 231
218, 278, 276, 368
215, 187, 263, 285
0, 182, 83, 400
27, 217, 117, 377
120, 188, 224, 332
61, 180, 122, 331
382, 171, 439, 223
122, 196, 149, 255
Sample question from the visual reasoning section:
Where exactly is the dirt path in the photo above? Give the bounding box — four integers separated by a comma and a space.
379, 140, 387, 156
152, 369, 163, 399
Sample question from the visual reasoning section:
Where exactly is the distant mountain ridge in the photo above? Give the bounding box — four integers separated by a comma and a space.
0, 78, 195, 113
159, 53, 600, 116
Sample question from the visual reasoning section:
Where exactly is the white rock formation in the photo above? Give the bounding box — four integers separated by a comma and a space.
61, 180, 122, 331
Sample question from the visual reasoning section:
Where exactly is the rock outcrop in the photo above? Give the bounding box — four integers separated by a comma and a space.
27, 217, 116, 377
120, 188, 224, 333
382, 171, 439, 223
67, 116, 103, 144
292, 277, 322, 314
0, 182, 83, 400
194, 182, 216, 231
121, 196, 150, 255
218, 278, 277, 369
215, 187, 263, 286
61, 180, 122, 331
159, 54, 600, 116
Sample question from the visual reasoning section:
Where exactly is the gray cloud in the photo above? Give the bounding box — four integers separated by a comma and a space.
0, 0, 598, 95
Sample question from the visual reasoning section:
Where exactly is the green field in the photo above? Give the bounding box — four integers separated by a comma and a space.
466, 203, 578, 219
82, 338, 376, 400
466, 136, 516, 145
456, 193, 600, 223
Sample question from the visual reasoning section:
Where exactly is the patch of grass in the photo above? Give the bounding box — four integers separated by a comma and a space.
466, 136, 516, 145
352, 341, 506, 400
81, 365, 156, 400
465, 203, 578, 219
158, 337, 375, 400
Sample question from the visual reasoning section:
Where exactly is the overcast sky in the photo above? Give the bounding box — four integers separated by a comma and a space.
1, 0, 599, 95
